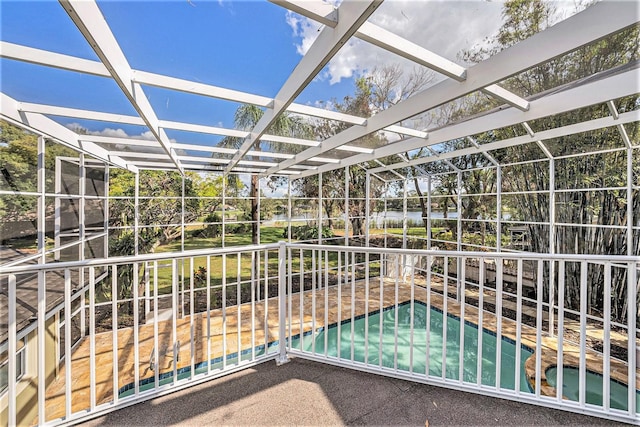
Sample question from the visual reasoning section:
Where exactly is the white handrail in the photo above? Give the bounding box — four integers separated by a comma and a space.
0, 243, 279, 274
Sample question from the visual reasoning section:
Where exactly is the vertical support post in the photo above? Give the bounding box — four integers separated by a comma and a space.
318, 172, 323, 244
79, 154, 86, 339
171, 259, 179, 385
205, 257, 211, 374
402, 178, 408, 283
104, 165, 110, 258
64, 269, 72, 418
134, 172, 140, 257
456, 171, 463, 302
625, 148, 636, 416
112, 265, 120, 403
383, 182, 388, 249
427, 176, 432, 250
548, 158, 556, 336
257, 177, 261, 244
181, 174, 185, 252
345, 167, 350, 283
133, 262, 140, 395
145, 263, 150, 320
181, 175, 185, 317
345, 166, 349, 246
603, 262, 612, 411
402, 178, 408, 249
579, 261, 587, 407
222, 174, 226, 247
54, 156, 61, 261
317, 173, 323, 289
37, 135, 46, 424
277, 241, 289, 365
627, 261, 637, 416
79, 153, 86, 260
365, 172, 371, 247
627, 146, 633, 256
88, 267, 96, 410
287, 177, 292, 242
37, 135, 46, 261
496, 165, 502, 252
8, 275, 17, 427
456, 171, 462, 251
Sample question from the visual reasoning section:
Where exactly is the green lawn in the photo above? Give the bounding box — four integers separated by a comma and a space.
149, 226, 380, 295
134, 225, 500, 297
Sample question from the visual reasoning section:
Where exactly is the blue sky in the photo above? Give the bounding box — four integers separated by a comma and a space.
0, 0, 360, 142
0, 1, 583, 147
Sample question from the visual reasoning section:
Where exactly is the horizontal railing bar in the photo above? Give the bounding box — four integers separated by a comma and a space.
0, 244, 279, 274
1, 232, 108, 268
286, 243, 640, 263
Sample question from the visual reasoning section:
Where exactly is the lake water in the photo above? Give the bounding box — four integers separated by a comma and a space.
265, 210, 457, 227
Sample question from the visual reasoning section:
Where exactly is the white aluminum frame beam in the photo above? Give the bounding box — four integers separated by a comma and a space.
0, 41, 110, 77
522, 121, 554, 159
0, 41, 424, 140
19, 102, 146, 126
127, 161, 300, 176
116, 151, 280, 168
132, 70, 273, 107
79, 135, 299, 160
19, 102, 380, 158
298, 60, 640, 178
18, 102, 373, 156
369, 110, 640, 173
467, 136, 500, 167
273, 1, 529, 110
607, 100, 633, 149
59, 0, 184, 172
268, 1, 639, 176
1, 93, 136, 172
271, 0, 338, 28
224, 0, 383, 173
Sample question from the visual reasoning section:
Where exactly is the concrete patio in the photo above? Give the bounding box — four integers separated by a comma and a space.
84, 357, 626, 426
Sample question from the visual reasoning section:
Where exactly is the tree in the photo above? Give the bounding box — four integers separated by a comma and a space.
220, 104, 314, 244
109, 169, 202, 252
361, 66, 437, 240
0, 122, 92, 249
294, 73, 421, 238
452, 0, 640, 321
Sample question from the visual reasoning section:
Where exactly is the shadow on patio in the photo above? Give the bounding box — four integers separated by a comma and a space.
85, 358, 625, 426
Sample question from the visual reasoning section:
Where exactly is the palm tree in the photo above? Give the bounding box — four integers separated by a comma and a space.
220, 104, 313, 244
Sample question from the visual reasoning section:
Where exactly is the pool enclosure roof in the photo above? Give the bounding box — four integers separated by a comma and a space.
1, 0, 638, 180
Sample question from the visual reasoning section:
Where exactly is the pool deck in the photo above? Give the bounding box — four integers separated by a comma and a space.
36, 276, 639, 424
84, 357, 627, 427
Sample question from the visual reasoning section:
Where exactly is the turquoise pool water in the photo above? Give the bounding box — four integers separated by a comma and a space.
120, 302, 533, 397
122, 302, 638, 412
292, 302, 534, 392
546, 366, 640, 412
119, 343, 276, 397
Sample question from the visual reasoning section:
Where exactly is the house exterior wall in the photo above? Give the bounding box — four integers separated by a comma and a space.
0, 315, 57, 426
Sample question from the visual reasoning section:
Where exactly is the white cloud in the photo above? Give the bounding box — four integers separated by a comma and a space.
285, 10, 320, 56
65, 123, 161, 141
139, 130, 157, 140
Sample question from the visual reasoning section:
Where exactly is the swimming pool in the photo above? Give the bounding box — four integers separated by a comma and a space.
292, 302, 534, 392
118, 342, 278, 397
545, 366, 640, 412
120, 302, 533, 397
120, 301, 639, 411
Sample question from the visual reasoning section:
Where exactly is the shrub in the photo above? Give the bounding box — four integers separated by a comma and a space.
287, 225, 334, 240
